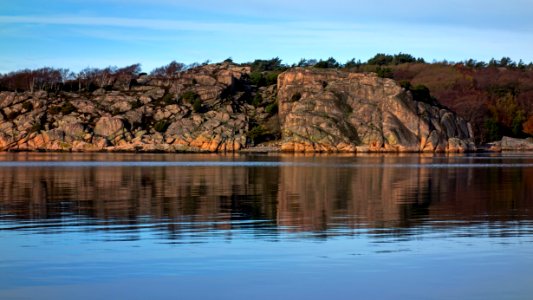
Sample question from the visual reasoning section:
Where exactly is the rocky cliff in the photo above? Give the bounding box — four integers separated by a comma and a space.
0, 63, 475, 153
278, 68, 475, 152
0, 63, 276, 152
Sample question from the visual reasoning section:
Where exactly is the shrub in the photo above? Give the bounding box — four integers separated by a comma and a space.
265, 102, 278, 114
399, 80, 411, 90
410, 85, 433, 103
22, 101, 33, 111
7, 111, 20, 120
376, 67, 394, 78
192, 98, 204, 113
291, 92, 302, 101
249, 71, 279, 87
61, 102, 76, 114
161, 93, 176, 105
48, 105, 61, 115
264, 72, 279, 85
29, 122, 44, 133
247, 125, 268, 145
511, 109, 526, 136
154, 119, 170, 133
484, 117, 502, 142
399, 82, 438, 105
247, 124, 280, 145
130, 100, 142, 109
251, 94, 262, 107
249, 71, 265, 86
180, 91, 200, 104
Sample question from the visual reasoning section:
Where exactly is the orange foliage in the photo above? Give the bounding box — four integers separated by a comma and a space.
523, 116, 533, 136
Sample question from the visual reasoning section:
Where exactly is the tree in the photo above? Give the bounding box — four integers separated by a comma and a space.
409, 85, 436, 104
484, 117, 502, 142
367, 53, 394, 66
116, 63, 141, 75
76, 67, 102, 91
376, 67, 393, 79
488, 57, 517, 68
248, 57, 286, 72
0, 67, 75, 92
315, 57, 340, 69
518, 59, 526, 70
499, 57, 515, 68
150, 61, 185, 77
296, 58, 317, 67
392, 53, 416, 64
344, 58, 362, 69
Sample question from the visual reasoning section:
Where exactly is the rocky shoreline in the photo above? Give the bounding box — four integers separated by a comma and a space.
0, 63, 485, 153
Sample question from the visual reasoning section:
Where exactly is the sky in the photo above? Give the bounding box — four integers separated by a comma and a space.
1, 0, 533, 73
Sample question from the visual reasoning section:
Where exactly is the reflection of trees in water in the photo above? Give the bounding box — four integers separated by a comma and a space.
1, 155, 533, 237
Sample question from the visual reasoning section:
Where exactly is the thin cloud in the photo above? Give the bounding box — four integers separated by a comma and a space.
2, 15, 531, 52
1, 14, 526, 37
0, 15, 269, 32
0, 15, 384, 39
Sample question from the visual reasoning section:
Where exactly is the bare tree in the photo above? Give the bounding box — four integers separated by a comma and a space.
150, 61, 185, 77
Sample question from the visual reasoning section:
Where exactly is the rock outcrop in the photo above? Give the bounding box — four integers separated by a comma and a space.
0, 64, 476, 153
0, 63, 270, 152
488, 136, 533, 151
277, 68, 475, 152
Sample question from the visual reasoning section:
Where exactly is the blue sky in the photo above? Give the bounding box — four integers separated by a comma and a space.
1, 0, 533, 73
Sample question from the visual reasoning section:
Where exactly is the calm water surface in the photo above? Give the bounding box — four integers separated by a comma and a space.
1, 153, 532, 299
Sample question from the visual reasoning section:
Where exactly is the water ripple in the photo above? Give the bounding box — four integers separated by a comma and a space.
0, 160, 533, 168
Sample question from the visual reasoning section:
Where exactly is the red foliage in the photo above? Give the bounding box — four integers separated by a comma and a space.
392, 64, 533, 143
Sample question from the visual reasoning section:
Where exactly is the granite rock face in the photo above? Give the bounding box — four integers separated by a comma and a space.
493, 136, 533, 151
277, 68, 475, 152
0, 64, 476, 153
0, 63, 267, 152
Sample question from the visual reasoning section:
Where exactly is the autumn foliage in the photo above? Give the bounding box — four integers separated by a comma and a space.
523, 116, 533, 136
387, 63, 533, 143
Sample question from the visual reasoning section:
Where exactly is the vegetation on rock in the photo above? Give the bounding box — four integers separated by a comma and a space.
2, 53, 533, 153
154, 119, 170, 133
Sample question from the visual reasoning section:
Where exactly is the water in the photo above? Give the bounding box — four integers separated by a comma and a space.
0, 153, 532, 299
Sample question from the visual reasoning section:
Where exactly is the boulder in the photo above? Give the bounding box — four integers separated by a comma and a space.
94, 117, 124, 140
500, 136, 533, 151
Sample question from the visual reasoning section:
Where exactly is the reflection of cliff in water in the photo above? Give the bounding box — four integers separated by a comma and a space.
1, 155, 532, 235
276, 156, 533, 231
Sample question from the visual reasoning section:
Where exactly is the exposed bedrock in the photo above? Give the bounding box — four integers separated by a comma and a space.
277, 68, 475, 152
0, 64, 476, 153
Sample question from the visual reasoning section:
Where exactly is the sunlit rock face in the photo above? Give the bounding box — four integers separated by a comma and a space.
277, 68, 475, 152
0, 63, 258, 152
0, 64, 475, 153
